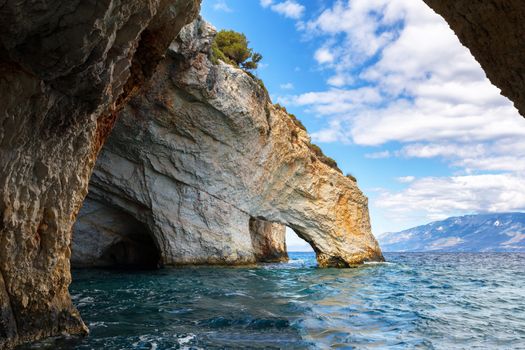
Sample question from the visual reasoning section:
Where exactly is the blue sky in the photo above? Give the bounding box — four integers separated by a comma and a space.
202, 0, 525, 251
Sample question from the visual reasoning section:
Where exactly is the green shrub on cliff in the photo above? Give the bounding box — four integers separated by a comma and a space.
245, 70, 267, 91
274, 103, 307, 132
211, 30, 262, 71
287, 113, 307, 132
308, 143, 342, 173
210, 30, 339, 175
346, 173, 357, 182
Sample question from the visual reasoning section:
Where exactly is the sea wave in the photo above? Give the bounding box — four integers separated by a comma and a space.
54, 252, 525, 349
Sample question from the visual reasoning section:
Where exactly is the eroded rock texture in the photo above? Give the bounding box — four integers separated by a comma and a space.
78, 18, 383, 268
72, 196, 287, 267
249, 219, 288, 263
423, 1, 525, 117
0, 1, 200, 347
72, 198, 161, 269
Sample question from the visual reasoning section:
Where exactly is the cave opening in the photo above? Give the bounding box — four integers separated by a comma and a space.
282, 226, 320, 267
99, 230, 161, 270
248, 217, 318, 264
72, 198, 161, 270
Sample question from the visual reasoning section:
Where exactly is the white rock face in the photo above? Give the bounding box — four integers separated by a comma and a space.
75, 18, 383, 267
74, 187, 285, 266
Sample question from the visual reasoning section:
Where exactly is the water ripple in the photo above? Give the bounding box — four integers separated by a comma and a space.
19, 252, 525, 349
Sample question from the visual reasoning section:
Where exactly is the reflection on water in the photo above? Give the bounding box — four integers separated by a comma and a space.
20, 253, 525, 349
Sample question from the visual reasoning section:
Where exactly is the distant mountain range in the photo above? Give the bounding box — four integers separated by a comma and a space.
379, 213, 525, 252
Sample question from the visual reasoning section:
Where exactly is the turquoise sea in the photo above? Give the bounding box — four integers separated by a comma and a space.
22, 253, 525, 349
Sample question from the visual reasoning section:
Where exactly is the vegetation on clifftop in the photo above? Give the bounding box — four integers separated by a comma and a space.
273, 104, 341, 173
211, 29, 267, 92
346, 173, 357, 182
274, 104, 307, 131
211, 30, 262, 71
211, 30, 341, 174
308, 143, 342, 173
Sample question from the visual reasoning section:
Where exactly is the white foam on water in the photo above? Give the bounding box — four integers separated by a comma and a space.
177, 333, 203, 350
363, 261, 395, 265
88, 321, 108, 328
178, 334, 195, 344
132, 335, 159, 349
77, 296, 95, 307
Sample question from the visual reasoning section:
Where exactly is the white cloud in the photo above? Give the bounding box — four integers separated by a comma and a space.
365, 150, 391, 159
261, 0, 305, 19
398, 140, 525, 173
271, 0, 305, 19
311, 129, 339, 143
314, 47, 334, 64
288, 0, 525, 225
311, 120, 345, 143
213, 0, 233, 12
291, 0, 525, 147
280, 82, 294, 90
327, 73, 354, 87
397, 176, 415, 183
399, 143, 486, 159
376, 174, 525, 223
280, 87, 382, 119
349, 101, 525, 146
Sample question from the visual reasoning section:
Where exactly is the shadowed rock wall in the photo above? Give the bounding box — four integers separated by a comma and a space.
249, 219, 288, 263
0, 1, 200, 347
423, 1, 525, 117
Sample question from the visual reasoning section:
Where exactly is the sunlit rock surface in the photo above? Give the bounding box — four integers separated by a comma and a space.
78, 18, 383, 268
73, 196, 287, 266
423, 1, 525, 117
0, 1, 200, 347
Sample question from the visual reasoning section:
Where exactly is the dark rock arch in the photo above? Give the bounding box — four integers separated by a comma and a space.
423, 1, 525, 117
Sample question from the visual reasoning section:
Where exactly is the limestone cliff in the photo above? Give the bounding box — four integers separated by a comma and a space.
71, 198, 162, 269
0, 1, 200, 348
423, 1, 525, 117
76, 18, 384, 268
249, 219, 288, 263
72, 197, 287, 267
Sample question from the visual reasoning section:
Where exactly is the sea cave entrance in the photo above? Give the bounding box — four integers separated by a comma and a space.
248, 217, 317, 263
72, 197, 161, 270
